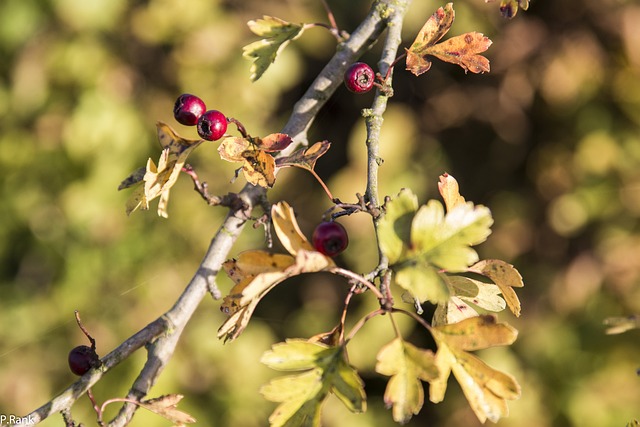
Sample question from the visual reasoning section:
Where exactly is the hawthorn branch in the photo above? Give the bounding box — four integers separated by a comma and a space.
8, 1, 405, 426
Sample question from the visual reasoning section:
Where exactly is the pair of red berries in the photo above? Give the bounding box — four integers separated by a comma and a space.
173, 94, 228, 141
312, 221, 348, 257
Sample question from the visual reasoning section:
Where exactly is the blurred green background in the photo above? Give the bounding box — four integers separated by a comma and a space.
1, 0, 639, 426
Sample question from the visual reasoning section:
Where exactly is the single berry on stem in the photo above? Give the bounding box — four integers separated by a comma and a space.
173, 94, 206, 126
197, 110, 228, 141
68, 345, 101, 376
344, 62, 375, 94
312, 221, 349, 257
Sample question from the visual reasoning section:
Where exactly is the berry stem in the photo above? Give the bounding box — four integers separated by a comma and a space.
74, 310, 96, 351
383, 52, 407, 82
307, 168, 335, 201
227, 117, 249, 138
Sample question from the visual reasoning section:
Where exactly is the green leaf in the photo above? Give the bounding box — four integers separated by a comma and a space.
261, 341, 366, 427
411, 200, 493, 271
375, 338, 438, 424
378, 188, 419, 264
243, 16, 305, 82
395, 262, 449, 304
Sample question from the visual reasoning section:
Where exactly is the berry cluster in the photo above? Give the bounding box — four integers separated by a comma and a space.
173, 94, 228, 141
312, 221, 349, 257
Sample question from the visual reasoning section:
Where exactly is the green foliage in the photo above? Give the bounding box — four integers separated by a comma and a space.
260, 340, 365, 427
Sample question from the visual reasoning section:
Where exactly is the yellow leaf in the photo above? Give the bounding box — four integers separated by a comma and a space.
218, 136, 276, 188
271, 201, 316, 256
429, 316, 521, 423
433, 315, 518, 350
469, 259, 524, 317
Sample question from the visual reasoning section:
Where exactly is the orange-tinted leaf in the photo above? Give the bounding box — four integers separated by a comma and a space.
275, 140, 331, 172
469, 259, 523, 317
255, 133, 293, 152
424, 32, 492, 74
405, 3, 455, 76
242, 149, 276, 187
438, 173, 466, 212
139, 394, 196, 426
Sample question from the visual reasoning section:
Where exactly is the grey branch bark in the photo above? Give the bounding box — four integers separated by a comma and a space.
9, 1, 412, 425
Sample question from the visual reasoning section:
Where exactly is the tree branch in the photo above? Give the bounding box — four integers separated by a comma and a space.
7, 1, 402, 426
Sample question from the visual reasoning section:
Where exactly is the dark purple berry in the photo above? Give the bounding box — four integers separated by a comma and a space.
312, 222, 349, 257
68, 345, 101, 376
173, 94, 206, 126
344, 62, 375, 94
197, 110, 228, 141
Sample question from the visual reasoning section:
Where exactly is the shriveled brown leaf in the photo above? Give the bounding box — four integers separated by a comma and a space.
139, 394, 196, 426
275, 140, 331, 172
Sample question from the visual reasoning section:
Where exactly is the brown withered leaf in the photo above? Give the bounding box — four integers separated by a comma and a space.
254, 133, 293, 152
423, 32, 492, 74
139, 394, 196, 426
486, 0, 530, 19
124, 122, 203, 217
406, 3, 492, 75
275, 140, 331, 172
218, 202, 334, 342
218, 136, 276, 187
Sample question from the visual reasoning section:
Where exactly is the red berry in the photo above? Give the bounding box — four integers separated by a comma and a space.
197, 110, 228, 141
68, 345, 101, 376
312, 222, 349, 257
344, 62, 375, 94
173, 94, 206, 126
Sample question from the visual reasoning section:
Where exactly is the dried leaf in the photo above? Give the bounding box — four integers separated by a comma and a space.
375, 338, 438, 423
139, 394, 196, 426
271, 201, 316, 255
255, 133, 293, 152
438, 172, 466, 211
261, 340, 365, 427
218, 136, 276, 187
118, 166, 146, 190
275, 141, 331, 172
468, 259, 523, 317
218, 202, 334, 341
243, 16, 305, 81
603, 315, 640, 335
406, 3, 492, 75
124, 122, 203, 217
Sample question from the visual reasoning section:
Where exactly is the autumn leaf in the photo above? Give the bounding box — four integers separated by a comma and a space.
218, 136, 276, 187
375, 338, 439, 423
122, 122, 203, 218
218, 202, 334, 342
468, 259, 524, 317
243, 16, 305, 82
406, 3, 492, 75
438, 172, 466, 212
275, 141, 331, 172
433, 275, 506, 325
255, 133, 293, 152
429, 315, 521, 423
261, 340, 366, 427
139, 394, 196, 426
603, 315, 640, 335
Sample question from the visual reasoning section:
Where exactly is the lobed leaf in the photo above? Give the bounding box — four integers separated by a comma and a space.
405, 3, 455, 75
218, 137, 276, 188
395, 262, 449, 304
271, 201, 317, 256
124, 122, 203, 217
261, 341, 365, 427
468, 259, 523, 317
243, 16, 305, 82
423, 32, 492, 74
429, 316, 521, 423
375, 338, 438, 423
